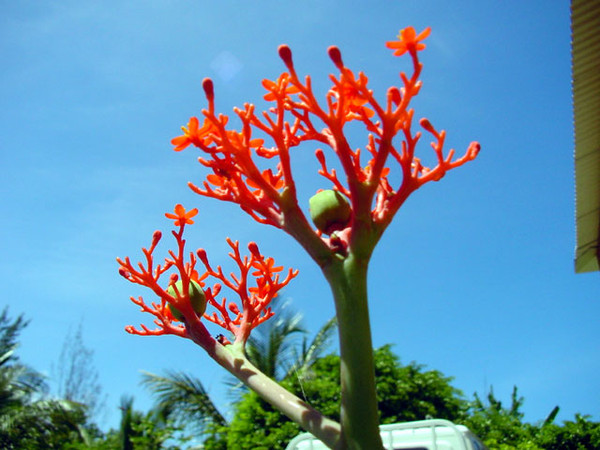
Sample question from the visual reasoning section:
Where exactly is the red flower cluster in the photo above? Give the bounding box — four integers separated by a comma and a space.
120, 26, 479, 346
117, 205, 297, 347
170, 27, 479, 253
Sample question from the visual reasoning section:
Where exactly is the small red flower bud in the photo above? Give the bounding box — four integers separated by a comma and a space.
278, 45, 294, 70
327, 46, 344, 70
387, 87, 401, 106
419, 118, 435, 134
469, 142, 481, 157
315, 148, 326, 165
247, 242, 260, 257
196, 249, 209, 265
202, 78, 214, 101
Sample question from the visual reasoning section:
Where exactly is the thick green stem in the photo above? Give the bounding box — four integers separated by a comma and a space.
324, 254, 384, 450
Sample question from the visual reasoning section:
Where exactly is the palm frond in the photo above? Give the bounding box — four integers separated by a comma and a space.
246, 298, 306, 380
0, 350, 15, 368
0, 309, 29, 362
119, 395, 137, 450
0, 395, 84, 446
141, 370, 227, 432
286, 316, 337, 380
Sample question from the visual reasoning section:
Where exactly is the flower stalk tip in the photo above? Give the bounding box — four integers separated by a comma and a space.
419, 118, 437, 136
277, 44, 294, 70
151, 230, 162, 246
196, 248, 209, 266
327, 46, 344, 70
247, 242, 260, 257
387, 86, 402, 107
202, 78, 214, 101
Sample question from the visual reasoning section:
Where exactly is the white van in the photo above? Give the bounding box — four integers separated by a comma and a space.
286, 419, 487, 450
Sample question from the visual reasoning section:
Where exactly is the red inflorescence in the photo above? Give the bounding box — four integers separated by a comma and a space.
120, 26, 479, 346
170, 26, 479, 242
117, 204, 297, 346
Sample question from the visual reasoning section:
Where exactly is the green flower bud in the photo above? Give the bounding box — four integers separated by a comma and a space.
309, 190, 351, 234
167, 280, 206, 321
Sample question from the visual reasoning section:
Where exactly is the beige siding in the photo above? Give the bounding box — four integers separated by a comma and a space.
572, 0, 600, 272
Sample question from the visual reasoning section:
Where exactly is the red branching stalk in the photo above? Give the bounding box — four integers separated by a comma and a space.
117, 228, 187, 339
197, 238, 298, 344
171, 26, 480, 261
117, 204, 297, 347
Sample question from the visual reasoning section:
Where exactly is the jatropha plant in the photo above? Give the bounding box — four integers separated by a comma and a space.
118, 26, 480, 449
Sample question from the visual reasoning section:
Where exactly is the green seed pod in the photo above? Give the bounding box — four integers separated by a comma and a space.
309, 190, 351, 234
167, 280, 206, 321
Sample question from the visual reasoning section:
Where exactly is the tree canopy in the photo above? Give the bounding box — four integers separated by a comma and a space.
207, 345, 470, 449
205, 344, 600, 450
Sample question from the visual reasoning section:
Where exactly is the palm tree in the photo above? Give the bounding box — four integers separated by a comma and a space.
244, 299, 306, 381
285, 315, 337, 380
110, 395, 185, 450
140, 372, 227, 435
118, 396, 137, 450
0, 309, 88, 448
142, 298, 337, 439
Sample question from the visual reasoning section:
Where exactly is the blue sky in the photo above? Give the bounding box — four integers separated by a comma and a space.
1, 0, 597, 435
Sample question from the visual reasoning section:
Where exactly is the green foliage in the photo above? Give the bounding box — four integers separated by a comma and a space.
373, 345, 468, 423
141, 371, 227, 433
129, 410, 188, 450
215, 390, 301, 450
216, 345, 468, 449
244, 300, 306, 382
464, 388, 600, 450
117, 395, 189, 450
287, 316, 337, 380
0, 308, 28, 363
73, 396, 189, 450
281, 345, 469, 424
464, 386, 534, 447
3, 308, 598, 450
212, 343, 600, 450
143, 300, 337, 449
0, 309, 193, 449
535, 414, 600, 449
0, 308, 91, 449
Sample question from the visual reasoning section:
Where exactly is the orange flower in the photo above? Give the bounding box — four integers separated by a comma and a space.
171, 117, 200, 151
330, 71, 375, 120
165, 204, 199, 226
262, 73, 300, 102
386, 26, 431, 56
206, 173, 229, 188
246, 169, 285, 193
171, 116, 224, 151
252, 256, 283, 276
